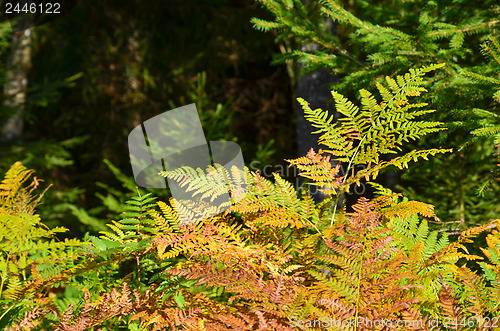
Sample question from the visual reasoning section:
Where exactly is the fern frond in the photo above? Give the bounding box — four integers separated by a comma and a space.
290, 65, 450, 200
382, 199, 437, 221
0, 162, 50, 216
457, 220, 497, 244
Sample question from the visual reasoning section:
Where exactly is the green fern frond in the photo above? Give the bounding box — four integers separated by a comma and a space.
97, 193, 159, 258
160, 164, 249, 223
290, 65, 450, 203
0, 162, 50, 216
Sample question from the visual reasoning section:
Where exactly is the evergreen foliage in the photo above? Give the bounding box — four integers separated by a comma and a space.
452, 35, 500, 196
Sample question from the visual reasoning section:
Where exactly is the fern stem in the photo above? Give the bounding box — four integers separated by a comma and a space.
330, 197, 340, 227
135, 186, 142, 293
330, 135, 366, 226
0, 304, 15, 324
307, 219, 326, 241
0, 254, 10, 298
353, 239, 366, 331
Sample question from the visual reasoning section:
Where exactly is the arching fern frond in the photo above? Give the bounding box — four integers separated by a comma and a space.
290, 64, 451, 204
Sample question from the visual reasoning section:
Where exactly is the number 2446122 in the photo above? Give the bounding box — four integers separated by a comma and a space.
5, 2, 61, 14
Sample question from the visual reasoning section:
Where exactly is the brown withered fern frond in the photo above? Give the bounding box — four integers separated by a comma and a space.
55, 282, 139, 330
300, 197, 425, 330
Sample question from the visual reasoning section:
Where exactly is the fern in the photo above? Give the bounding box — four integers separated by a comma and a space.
99, 192, 157, 244
7, 170, 500, 329
0, 161, 49, 216
288, 65, 451, 225
159, 163, 248, 224
0, 162, 83, 329
5, 58, 500, 331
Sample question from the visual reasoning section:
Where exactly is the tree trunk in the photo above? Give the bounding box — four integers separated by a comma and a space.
295, 8, 339, 203
2, 29, 31, 142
